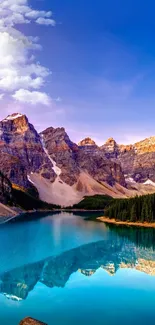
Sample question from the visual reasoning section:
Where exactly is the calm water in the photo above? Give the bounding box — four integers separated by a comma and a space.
1, 212, 155, 324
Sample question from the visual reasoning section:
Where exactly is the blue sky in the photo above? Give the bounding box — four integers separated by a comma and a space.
1, 0, 155, 144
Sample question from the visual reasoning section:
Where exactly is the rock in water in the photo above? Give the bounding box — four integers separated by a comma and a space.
19, 317, 47, 325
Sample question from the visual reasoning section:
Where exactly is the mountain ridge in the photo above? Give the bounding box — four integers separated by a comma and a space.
1, 113, 155, 206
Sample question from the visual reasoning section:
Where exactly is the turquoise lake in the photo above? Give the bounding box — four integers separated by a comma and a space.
1, 211, 155, 325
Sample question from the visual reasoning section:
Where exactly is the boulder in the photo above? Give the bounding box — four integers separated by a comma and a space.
19, 317, 47, 325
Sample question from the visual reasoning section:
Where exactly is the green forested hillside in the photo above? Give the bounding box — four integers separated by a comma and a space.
105, 194, 155, 223
12, 188, 60, 211
68, 195, 113, 210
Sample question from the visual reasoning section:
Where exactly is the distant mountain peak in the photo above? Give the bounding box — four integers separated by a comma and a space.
78, 137, 97, 146
3, 113, 24, 121
105, 137, 117, 145
1, 113, 29, 126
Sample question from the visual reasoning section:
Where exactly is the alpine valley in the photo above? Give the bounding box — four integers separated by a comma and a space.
1, 113, 155, 208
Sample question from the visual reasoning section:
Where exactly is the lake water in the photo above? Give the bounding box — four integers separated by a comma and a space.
1, 212, 155, 325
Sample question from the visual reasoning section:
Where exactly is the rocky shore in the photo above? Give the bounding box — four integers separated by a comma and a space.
98, 216, 155, 228
0, 203, 19, 223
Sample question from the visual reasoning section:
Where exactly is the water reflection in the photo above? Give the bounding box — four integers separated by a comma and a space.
1, 223, 155, 301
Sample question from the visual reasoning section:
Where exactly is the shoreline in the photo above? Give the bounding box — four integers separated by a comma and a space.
0, 208, 104, 225
97, 216, 155, 228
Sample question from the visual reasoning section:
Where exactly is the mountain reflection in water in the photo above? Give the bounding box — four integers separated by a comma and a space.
1, 221, 155, 301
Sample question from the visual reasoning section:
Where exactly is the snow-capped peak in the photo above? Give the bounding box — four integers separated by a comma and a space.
3, 113, 23, 122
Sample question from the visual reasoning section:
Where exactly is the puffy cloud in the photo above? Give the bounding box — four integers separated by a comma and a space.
0, 0, 55, 105
36, 17, 56, 26
0, 1, 55, 27
13, 89, 51, 105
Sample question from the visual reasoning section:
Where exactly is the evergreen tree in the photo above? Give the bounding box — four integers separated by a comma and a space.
141, 202, 146, 222
104, 192, 155, 224
130, 204, 137, 222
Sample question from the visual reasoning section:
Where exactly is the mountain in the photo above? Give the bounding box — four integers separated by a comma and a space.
101, 136, 155, 184
29, 124, 128, 205
41, 127, 125, 184
1, 113, 155, 207
0, 113, 56, 190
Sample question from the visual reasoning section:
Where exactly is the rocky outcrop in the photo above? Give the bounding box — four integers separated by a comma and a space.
0, 114, 56, 189
19, 318, 47, 325
101, 137, 119, 159
78, 137, 97, 147
119, 138, 155, 183
41, 129, 125, 188
0, 171, 21, 219
0, 171, 12, 204
41, 127, 79, 186
77, 149, 125, 187
101, 136, 155, 183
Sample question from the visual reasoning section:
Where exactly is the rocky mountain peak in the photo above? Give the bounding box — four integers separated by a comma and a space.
1, 113, 29, 132
105, 137, 117, 145
41, 127, 67, 142
0, 113, 40, 145
3, 113, 24, 120
41, 126, 78, 153
78, 137, 97, 147
101, 138, 118, 153
0, 113, 56, 189
134, 136, 155, 154
101, 137, 119, 158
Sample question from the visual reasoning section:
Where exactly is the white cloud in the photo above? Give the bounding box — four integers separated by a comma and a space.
36, 17, 56, 26
0, 0, 55, 105
13, 89, 51, 106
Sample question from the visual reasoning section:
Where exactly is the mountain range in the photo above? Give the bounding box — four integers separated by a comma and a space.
1, 113, 155, 207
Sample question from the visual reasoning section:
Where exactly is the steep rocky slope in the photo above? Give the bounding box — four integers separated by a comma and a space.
41, 130, 125, 187
0, 113, 56, 189
41, 127, 79, 185
101, 136, 155, 183
0, 172, 19, 219
0, 171, 12, 205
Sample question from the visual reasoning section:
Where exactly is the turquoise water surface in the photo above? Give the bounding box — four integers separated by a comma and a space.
0, 211, 155, 324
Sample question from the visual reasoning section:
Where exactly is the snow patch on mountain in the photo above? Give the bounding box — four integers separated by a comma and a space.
144, 179, 155, 187
3, 114, 23, 121
125, 176, 136, 183
40, 135, 61, 176
27, 174, 36, 186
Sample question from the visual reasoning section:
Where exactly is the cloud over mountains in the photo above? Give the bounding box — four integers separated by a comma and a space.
0, 0, 55, 105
